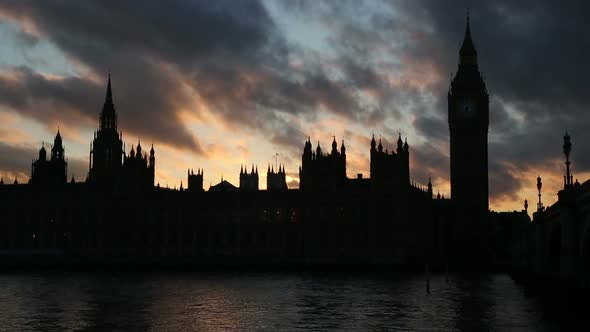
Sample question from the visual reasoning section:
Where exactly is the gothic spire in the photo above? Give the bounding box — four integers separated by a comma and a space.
136, 139, 142, 158
100, 73, 117, 130
53, 128, 63, 148
459, 9, 477, 66
332, 136, 337, 154
106, 72, 113, 105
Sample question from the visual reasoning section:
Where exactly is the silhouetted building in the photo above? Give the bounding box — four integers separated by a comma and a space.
31, 130, 67, 185
239, 165, 259, 191
187, 169, 204, 192
0, 14, 542, 272
447, 14, 490, 262
299, 137, 346, 192
370, 134, 409, 192
210, 178, 238, 192
267, 164, 287, 191
88, 75, 155, 189
448, 14, 489, 217
511, 133, 590, 289
121, 141, 155, 190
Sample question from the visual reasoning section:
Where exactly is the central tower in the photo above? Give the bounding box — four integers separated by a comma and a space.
88, 74, 124, 185
448, 14, 489, 222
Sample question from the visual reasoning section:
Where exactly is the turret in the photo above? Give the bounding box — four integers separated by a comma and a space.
187, 168, 204, 192
316, 141, 322, 156
39, 143, 47, 161
563, 131, 572, 188
240, 164, 259, 191
397, 133, 403, 154
149, 144, 155, 167
331, 136, 338, 155
377, 138, 383, 152
370, 134, 376, 151
136, 140, 142, 159
340, 140, 346, 155
303, 137, 312, 162
267, 163, 288, 191
537, 176, 544, 212
51, 129, 65, 161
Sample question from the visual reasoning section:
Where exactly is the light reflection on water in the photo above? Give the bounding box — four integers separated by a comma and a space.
0, 272, 567, 331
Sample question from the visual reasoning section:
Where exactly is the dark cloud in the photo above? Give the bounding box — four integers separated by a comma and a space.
0, 142, 35, 177
488, 160, 522, 201
407, 3, 590, 123
0, 0, 278, 152
0, 0, 379, 155
0, 67, 98, 125
410, 141, 448, 186
0, 0, 588, 206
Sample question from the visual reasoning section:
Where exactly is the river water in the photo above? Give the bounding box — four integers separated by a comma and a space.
0, 272, 579, 331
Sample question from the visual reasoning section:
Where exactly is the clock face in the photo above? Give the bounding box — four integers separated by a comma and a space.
457, 99, 476, 117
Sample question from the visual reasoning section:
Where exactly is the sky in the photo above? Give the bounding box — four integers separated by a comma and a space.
0, 0, 588, 212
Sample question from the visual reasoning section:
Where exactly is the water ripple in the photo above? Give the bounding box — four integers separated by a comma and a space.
0, 272, 567, 331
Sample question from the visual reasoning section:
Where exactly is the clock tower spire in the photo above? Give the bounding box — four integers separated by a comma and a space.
448, 12, 490, 251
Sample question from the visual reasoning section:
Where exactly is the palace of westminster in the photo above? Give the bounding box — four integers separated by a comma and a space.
1, 16, 589, 281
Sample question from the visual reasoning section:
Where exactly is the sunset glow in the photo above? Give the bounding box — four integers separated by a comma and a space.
0, 1, 587, 212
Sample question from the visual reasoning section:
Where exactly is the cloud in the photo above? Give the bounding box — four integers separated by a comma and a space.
0, 0, 588, 210
0, 0, 281, 152
0, 142, 36, 178
0, 0, 380, 156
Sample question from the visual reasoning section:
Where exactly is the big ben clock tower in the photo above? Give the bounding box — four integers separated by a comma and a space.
448, 14, 489, 226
